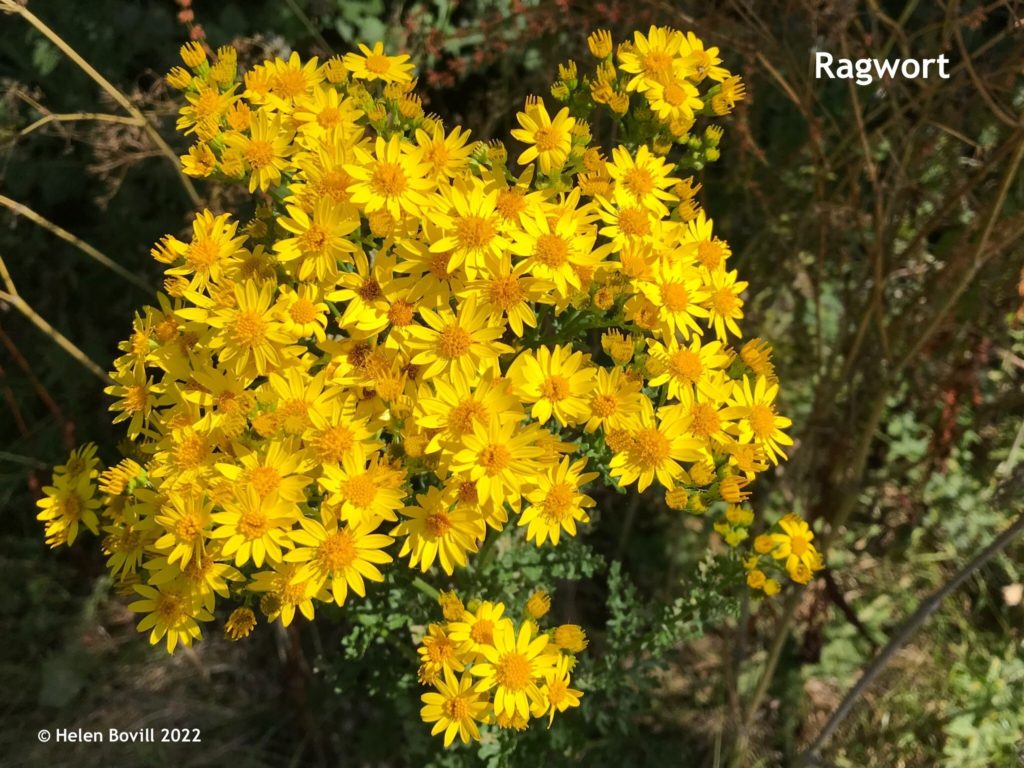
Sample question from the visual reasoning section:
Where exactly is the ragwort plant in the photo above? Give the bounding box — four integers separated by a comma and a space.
36, 26, 824, 747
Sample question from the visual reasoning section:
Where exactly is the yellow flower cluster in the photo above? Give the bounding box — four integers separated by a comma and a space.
36, 26, 822, 681
419, 590, 586, 744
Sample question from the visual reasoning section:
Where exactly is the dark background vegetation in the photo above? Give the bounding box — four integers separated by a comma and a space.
1, 1, 1023, 766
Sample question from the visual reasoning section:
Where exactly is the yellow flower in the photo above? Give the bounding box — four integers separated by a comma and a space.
392, 486, 485, 575
552, 623, 589, 653
609, 408, 703, 491
346, 135, 435, 219
448, 600, 506, 657
273, 199, 360, 282
286, 516, 393, 605
507, 344, 595, 427
209, 487, 298, 567
520, 457, 598, 546
416, 122, 474, 181
319, 445, 406, 525
129, 582, 212, 653
450, 419, 545, 508
404, 296, 512, 381
153, 492, 212, 567
587, 29, 613, 59
470, 618, 555, 720
704, 268, 748, 340
421, 669, 489, 747
224, 110, 295, 192
768, 514, 824, 580
525, 590, 551, 619
617, 25, 685, 93
510, 99, 575, 175
721, 375, 794, 465
540, 654, 583, 726
583, 366, 644, 433
248, 563, 319, 626
343, 41, 414, 83
606, 144, 678, 215
36, 473, 100, 547
224, 607, 257, 640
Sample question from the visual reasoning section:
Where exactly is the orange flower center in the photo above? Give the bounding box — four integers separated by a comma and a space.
232, 310, 267, 347
480, 443, 512, 473
438, 325, 472, 358
534, 233, 569, 267
488, 276, 524, 309
632, 427, 670, 469
319, 529, 357, 571
689, 402, 720, 438
669, 349, 703, 384
495, 652, 533, 691
455, 214, 495, 250
540, 375, 571, 402
660, 282, 690, 312
244, 140, 274, 170
533, 126, 560, 152
748, 404, 776, 440
344, 472, 378, 508
590, 392, 618, 417
365, 53, 391, 75
247, 465, 281, 498
617, 207, 650, 237
542, 482, 574, 522
425, 511, 453, 537
371, 162, 408, 197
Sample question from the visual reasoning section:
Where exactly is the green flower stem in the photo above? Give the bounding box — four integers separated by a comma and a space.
411, 576, 440, 601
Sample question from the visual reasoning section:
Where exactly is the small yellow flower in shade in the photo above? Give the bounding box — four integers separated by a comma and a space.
418, 622, 465, 682
665, 487, 689, 511
36, 473, 100, 548
525, 590, 551, 619
420, 669, 489, 747
247, 563, 319, 626
438, 590, 465, 622
763, 579, 781, 596
587, 29, 613, 59
719, 475, 751, 504
128, 582, 212, 653
166, 66, 192, 90
224, 607, 257, 640
540, 654, 583, 726
552, 624, 589, 653
768, 514, 824, 581
754, 534, 775, 554
746, 569, 766, 590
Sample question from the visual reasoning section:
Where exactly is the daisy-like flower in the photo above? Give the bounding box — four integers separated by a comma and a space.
209, 488, 298, 567
447, 600, 507, 658
273, 199, 360, 282
421, 669, 489, 747
224, 109, 295, 192
392, 486, 485, 575
507, 344, 596, 427
520, 456, 598, 546
216, 439, 313, 503
678, 211, 732, 273
275, 283, 330, 342
36, 473, 100, 548
450, 419, 545, 507
605, 145, 679, 216
704, 268, 748, 341
414, 368, 522, 457
720, 375, 793, 464
416, 122, 475, 181
510, 192, 608, 298
286, 515, 393, 605
763, 514, 823, 584
429, 178, 509, 275
540, 654, 583, 726
152, 492, 213, 567
266, 51, 324, 107
617, 25, 685, 92
583, 366, 644, 433
247, 563, 320, 626
470, 618, 555, 719
185, 280, 292, 376
346, 135, 435, 219
292, 84, 362, 140
128, 581, 213, 653
645, 75, 703, 124
404, 296, 512, 381
417, 622, 465, 683
646, 336, 731, 400
319, 445, 406, 525
637, 257, 710, 340
510, 99, 575, 175
343, 42, 414, 83
164, 209, 247, 290
461, 252, 546, 337
609, 407, 704, 491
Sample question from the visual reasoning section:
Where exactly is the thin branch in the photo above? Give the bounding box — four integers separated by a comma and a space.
281, 0, 335, 55
0, 254, 110, 383
19, 111, 145, 138
798, 509, 1024, 763
1, 0, 201, 206
952, 4, 1020, 129
0, 194, 151, 293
